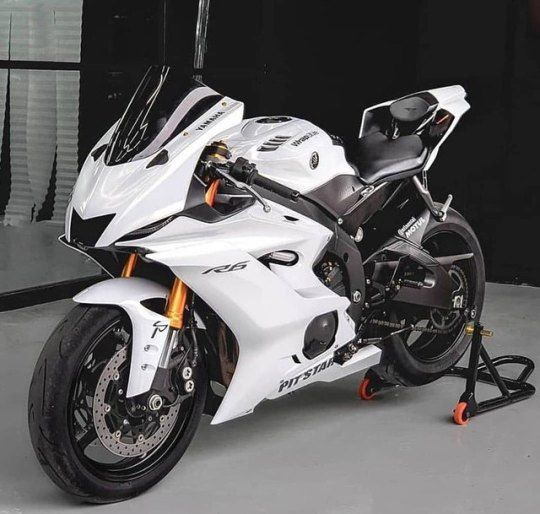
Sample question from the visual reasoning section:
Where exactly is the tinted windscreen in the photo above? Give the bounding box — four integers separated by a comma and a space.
105, 66, 223, 165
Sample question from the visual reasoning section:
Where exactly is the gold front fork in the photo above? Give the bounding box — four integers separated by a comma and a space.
165, 279, 188, 329
121, 253, 188, 330
164, 179, 219, 329
121, 179, 219, 330
121, 253, 138, 278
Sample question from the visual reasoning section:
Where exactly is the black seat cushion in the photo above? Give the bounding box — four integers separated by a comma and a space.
351, 132, 427, 185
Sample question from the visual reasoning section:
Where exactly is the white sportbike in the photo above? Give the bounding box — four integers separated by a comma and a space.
28, 66, 484, 502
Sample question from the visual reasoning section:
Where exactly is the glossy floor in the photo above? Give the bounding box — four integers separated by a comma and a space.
0, 283, 538, 513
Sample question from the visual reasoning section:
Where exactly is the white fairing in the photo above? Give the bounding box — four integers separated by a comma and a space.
67, 78, 380, 424
116, 200, 380, 423
72, 198, 381, 423
67, 78, 468, 425
66, 96, 245, 247
217, 117, 356, 193
74, 278, 171, 398
424, 86, 470, 169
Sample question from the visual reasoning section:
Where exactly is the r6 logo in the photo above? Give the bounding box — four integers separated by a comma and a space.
202, 261, 249, 274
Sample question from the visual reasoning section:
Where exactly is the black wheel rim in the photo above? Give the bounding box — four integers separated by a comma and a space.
396, 230, 478, 362
68, 314, 196, 481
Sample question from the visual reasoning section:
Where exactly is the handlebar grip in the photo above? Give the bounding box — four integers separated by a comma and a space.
228, 157, 299, 200
251, 173, 299, 200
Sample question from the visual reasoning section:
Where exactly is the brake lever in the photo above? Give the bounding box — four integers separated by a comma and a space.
207, 162, 271, 213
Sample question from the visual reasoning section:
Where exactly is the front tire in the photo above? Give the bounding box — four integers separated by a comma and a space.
28, 305, 206, 503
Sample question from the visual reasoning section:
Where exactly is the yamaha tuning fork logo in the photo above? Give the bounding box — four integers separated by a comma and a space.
309, 152, 319, 169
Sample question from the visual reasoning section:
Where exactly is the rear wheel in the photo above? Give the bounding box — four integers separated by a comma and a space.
28, 305, 206, 503
378, 208, 485, 386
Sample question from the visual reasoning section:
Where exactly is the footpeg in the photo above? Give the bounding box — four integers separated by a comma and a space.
439, 194, 453, 221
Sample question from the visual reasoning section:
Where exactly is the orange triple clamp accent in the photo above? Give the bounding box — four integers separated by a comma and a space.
205, 179, 220, 207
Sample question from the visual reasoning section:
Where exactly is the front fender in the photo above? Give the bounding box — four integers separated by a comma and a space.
74, 277, 170, 398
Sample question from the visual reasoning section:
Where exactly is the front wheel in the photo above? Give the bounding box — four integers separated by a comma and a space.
377, 207, 485, 386
28, 305, 207, 503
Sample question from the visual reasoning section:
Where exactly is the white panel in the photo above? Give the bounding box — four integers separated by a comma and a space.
28, 71, 57, 214
10, 4, 56, 62
4, 70, 58, 225
0, 70, 7, 160
0, 9, 10, 60
52, 71, 80, 221
1, 1, 83, 224
5, 0, 83, 63
52, 2, 83, 63
4, 70, 32, 225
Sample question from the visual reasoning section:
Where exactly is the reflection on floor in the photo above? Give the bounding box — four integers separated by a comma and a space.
0, 283, 539, 514
0, 222, 99, 292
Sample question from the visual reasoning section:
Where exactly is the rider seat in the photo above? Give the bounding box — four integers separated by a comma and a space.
347, 92, 436, 185
350, 132, 428, 185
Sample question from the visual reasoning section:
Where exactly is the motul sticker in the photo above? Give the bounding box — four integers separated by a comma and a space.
398, 216, 426, 239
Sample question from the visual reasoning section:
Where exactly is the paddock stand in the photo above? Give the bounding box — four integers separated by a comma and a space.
358, 322, 536, 425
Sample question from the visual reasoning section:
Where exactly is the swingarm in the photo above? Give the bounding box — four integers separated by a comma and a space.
366, 236, 472, 311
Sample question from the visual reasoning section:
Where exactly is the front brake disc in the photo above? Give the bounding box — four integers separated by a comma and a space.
93, 347, 181, 458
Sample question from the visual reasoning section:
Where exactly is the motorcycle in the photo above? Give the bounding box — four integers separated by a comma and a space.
28, 65, 484, 502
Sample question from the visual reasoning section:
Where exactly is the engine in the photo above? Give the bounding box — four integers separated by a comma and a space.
315, 255, 348, 297
299, 254, 349, 360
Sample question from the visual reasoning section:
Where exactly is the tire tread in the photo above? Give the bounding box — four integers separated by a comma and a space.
28, 304, 206, 503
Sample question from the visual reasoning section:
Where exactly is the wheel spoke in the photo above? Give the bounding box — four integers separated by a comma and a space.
68, 317, 197, 479
78, 427, 99, 451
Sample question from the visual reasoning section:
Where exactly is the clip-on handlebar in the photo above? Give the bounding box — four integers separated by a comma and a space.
204, 157, 301, 213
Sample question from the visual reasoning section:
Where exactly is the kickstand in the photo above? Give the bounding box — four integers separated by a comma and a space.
447, 321, 536, 425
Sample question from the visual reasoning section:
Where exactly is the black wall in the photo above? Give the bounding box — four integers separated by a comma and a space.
79, 0, 539, 285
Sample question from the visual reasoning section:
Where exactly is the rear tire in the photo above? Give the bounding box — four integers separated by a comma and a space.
378, 207, 485, 386
28, 305, 207, 503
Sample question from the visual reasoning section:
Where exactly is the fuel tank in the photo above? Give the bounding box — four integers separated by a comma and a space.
217, 116, 356, 194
